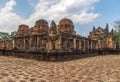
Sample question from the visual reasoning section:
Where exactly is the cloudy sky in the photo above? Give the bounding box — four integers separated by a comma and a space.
0, 0, 120, 36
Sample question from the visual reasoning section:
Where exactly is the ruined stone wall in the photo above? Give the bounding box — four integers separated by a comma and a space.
16, 25, 29, 37
13, 18, 115, 52
88, 24, 114, 49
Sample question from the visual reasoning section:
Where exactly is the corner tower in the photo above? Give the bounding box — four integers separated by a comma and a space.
58, 18, 75, 35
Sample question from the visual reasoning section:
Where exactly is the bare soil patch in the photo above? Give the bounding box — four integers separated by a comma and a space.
0, 55, 120, 82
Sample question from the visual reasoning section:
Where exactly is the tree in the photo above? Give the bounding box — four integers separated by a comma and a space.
113, 30, 119, 45
0, 32, 9, 41
9, 31, 16, 39
0, 31, 16, 41
114, 19, 120, 48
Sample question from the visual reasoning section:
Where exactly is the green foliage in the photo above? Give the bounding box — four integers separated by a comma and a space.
9, 31, 16, 38
0, 31, 16, 41
113, 30, 119, 44
114, 19, 120, 31
114, 19, 120, 47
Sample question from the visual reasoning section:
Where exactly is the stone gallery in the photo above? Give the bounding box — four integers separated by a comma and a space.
13, 18, 114, 52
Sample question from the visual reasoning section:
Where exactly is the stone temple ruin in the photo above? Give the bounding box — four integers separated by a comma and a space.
13, 18, 114, 53
89, 23, 114, 50
0, 18, 118, 60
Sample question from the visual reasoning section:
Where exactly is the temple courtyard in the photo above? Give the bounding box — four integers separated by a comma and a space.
0, 55, 120, 82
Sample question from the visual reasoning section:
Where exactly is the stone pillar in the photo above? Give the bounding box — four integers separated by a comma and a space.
23, 38, 26, 49
79, 39, 81, 50
87, 40, 89, 50
100, 40, 102, 49
58, 36, 62, 50
81, 40, 83, 50
73, 38, 76, 49
66, 38, 69, 50
88, 41, 90, 50
37, 36, 39, 49
93, 41, 96, 50
29, 36, 31, 49
47, 40, 49, 51
48, 40, 52, 51
76, 39, 79, 49
90, 41, 93, 50
97, 40, 99, 49
12, 39, 15, 49
35, 36, 37, 49
83, 40, 86, 50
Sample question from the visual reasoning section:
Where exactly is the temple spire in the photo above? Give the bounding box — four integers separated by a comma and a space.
50, 20, 56, 29
93, 26, 95, 32
49, 20, 57, 34
105, 23, 109, 32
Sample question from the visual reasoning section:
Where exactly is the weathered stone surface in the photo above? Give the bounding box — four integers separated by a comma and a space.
16, 24, 29, 37
29, 19, 49, 35
58, 18, 75, 34
49, 20, 57, 34
13, 18, 115, 51
89, 24, 114, 49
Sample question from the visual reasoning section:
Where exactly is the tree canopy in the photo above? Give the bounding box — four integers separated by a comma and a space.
114, 19, 120, 31
114, 19, 120, 48
0, 31, 16, 41
113, 30, 119, 44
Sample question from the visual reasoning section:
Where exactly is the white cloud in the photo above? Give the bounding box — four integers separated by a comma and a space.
0, 0, 16, 13
0, 0, 24, 32
0, 0, 100, 32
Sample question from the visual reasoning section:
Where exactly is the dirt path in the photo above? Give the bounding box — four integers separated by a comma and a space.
0, 55, 120, 82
